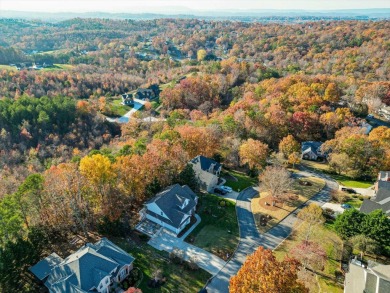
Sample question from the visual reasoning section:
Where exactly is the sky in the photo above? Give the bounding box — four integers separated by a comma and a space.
1, 0, 390, 13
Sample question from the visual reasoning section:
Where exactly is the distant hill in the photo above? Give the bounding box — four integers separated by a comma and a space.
0, 8, 389, 22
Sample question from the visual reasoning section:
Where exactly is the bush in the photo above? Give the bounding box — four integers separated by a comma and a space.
331, 190, 348, 203
169, 248, 184, 264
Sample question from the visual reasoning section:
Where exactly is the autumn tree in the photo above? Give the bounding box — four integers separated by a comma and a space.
288, 152, 301, 168
229, 246, 307, 293
291, 240, 327, 271
197, 49, 207, 61
297, 203, 325, 241
239, 139, 269, 171
279, 135, 300, 159
259, 166, 294, 205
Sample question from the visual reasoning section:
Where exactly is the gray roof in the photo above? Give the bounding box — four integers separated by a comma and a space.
360, 199, 390, 216
345, 262, 390, 293
375, 181, 390, 202
301, 141, 323, 155
146, 184, 198, 229
29, 253, 63, 281
30, 238, 134, 293
190, 155, 221, 173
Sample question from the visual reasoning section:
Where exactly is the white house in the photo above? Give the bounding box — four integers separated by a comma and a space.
139, 184, 198, 235
29, 238, 135, 293
189, 155, 222, 192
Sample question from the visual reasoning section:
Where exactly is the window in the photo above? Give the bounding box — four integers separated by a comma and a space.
105, 278, 109, 284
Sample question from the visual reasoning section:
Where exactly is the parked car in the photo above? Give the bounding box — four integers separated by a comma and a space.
219, 185, 233, 193
341, 187, 357, 194
214, 187, 227, 195
341, 203, 352, 209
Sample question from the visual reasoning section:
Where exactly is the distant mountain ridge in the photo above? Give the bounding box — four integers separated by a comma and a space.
1, 8, 389, 21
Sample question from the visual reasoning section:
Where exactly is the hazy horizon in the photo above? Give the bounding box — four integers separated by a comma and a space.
1, 0, 390, 14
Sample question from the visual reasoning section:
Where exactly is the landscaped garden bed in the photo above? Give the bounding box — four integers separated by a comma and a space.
184, 193, 239, 260
252, 177, 325, 233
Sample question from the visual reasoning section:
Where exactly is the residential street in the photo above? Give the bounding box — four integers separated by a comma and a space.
205, 169, 338, 293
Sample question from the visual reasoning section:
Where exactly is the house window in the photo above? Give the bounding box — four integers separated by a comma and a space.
105, 278, 109, 284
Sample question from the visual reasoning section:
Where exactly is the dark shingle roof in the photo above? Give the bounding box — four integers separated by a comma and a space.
360, 199, 390, 216
191, 155, 221, 173
301, 141, 323, 154
29, 253, 63, 281
376, 181, 390, 202
31, 238, 134, 293
146, 184, 198, 228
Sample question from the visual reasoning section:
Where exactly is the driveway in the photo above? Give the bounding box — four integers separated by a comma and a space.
148, 227, 226, 275
147, 214, 225, 275
205, 168, 337, 292
106, 98, 146, 123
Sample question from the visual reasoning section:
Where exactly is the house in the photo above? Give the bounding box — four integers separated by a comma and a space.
134, 84, 160, 101
139, 184, 198, 235
29, 238, 135, 293
301, 141, 325, 161
344, 259, 390, 293
360, 171, 390, 216
121, 93, 134, 106
379, 106, 390, 121
190, 155, 222, 192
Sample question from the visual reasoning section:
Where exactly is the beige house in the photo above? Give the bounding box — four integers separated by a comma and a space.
189, 155, 222, 192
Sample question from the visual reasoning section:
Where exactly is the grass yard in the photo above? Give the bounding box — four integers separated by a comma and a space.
185, 193, 239, 259
114, 238, 211, 292
222, 170, 257, 191
104, 98, 133, 117
344, 195, 366, 209
301, 160, 374, 188
274, 223, 343, 293
0, 64, 17, 70
252, 177, 325, 233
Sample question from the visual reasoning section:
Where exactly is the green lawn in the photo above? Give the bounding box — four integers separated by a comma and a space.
113, 238, 211, 292
344, 196, 365, 209
185, 193, 239, 259
222, 170, 257, 191
104, 99, 133, 117
301, 161, 374, 188
0, 64, 17, 70
43, 64, 75, 71
274, 223, 344, 293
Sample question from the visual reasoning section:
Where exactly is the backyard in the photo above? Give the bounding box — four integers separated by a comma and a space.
104, 98, 133, 117
185, 193, 239, 260
114, 237, 211, 292
301, 160, 374, 188
222, 170, 257, 192
252, 177, 325, 233
274, 223, 344, 293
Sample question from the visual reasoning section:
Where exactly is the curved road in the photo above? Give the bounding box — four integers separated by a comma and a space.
205, 168, 338, 293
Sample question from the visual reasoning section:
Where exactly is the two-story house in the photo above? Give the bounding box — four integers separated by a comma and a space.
189, 155, 222, 192
360, 171, 390, 216
29, 238, 135, 293
139, 184, 198, 235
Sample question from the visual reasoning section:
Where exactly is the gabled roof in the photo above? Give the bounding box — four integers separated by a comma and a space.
30, 238, 134, 293
146, 184, 198, 229
376, 181, 390, 202
190, 155, 221, 173
360, 199, 390, 216
301, 141, 323, 153
29, 253, 63, 281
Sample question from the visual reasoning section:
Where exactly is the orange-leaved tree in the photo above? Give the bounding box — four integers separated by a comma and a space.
229, 246, 308, 293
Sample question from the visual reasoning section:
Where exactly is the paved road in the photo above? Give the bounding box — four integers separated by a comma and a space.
205, 169, 338, 293
106, 98, 146, 123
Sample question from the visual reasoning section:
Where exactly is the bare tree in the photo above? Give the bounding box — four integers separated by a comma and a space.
259, 166, 294, 205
